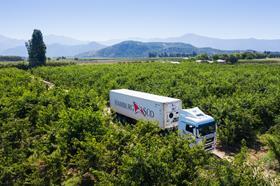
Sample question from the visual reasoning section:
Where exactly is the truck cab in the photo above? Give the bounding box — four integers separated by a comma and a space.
178, 107, 216, 151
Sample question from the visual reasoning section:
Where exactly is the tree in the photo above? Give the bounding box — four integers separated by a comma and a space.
228, 54, 238, 64
25, 29, 47, 68
0, 56, 23, 62
212, 54, 219, 61
148, 52, 157, 58
196, 53, 209, 60
262, 122, 280, 166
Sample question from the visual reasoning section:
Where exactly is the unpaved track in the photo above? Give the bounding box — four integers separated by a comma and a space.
212, 149, 234, 161
41, 79, 55, 90
30, 75, 55, 90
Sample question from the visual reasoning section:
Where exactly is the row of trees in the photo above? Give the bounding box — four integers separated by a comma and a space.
148, 52, 196, 58
264, 51, 280, 58
196, 51, 280, 64
262, 121, 280, 167
0, 67, 275, 185
149, 50, 280, 64
33, 62, 280, 150
0, 55, 24, 61
196, 53, 239, 64
212, 51, 280, 60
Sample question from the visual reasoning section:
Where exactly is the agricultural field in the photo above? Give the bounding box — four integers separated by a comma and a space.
1, 60, 280, 185
239, 58, 280, 64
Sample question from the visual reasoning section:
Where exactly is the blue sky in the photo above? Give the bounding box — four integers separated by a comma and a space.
1, 0, 280, 41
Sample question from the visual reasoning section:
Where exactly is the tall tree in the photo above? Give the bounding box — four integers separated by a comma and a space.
25, 29, 47, 67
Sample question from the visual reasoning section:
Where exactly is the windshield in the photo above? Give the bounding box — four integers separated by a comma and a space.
197, 121, 216, 136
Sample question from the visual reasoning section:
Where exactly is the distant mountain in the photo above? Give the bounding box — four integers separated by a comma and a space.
1, 42, 106, 57
0, 34, 105, 57
148, 34, 280, 51
0, 34, 89, 52
44, 35, 88, 45
0, 35, 25, 51
1, 46, 27, 56
2, 33, 280, 57
77, 41, 230, 58
98, 37, 146, 46
46, 42, 105, 57
98, 34, 280, 52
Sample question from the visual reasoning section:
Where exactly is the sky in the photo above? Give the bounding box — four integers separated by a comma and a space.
1, 0, 280, 41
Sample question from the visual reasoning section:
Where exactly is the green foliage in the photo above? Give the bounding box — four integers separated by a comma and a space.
1, 61, 278, 184
198, 141, 268, 185
32, 62, 280, 149
196, 53, 209, 60
228, 54, 238, 64
0, 55, 24, 62
0, 61, 29, 69
212, 51, 277, 63
197, 156, 269, 185
0, 61, 75, 70
25, 29, 47, 68
45, 60, 76, 67
91, 41, 222, 58
262, 122, 280, 167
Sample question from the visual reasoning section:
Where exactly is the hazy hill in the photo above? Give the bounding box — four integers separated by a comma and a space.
44, 34, 89, 45
0, 34, 88, 51
46, 42, 105, 57
149, 33, 280, 51
98, 34, 280, 52
77, 41, 230, 58
1, 42, 105, 57
2, 33, 280, 57
0, 34, 106, 57
0, 35, 25, 51
1, 46, 27, 57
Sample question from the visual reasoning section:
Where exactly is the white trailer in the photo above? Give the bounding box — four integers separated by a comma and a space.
110, 89, 182, 129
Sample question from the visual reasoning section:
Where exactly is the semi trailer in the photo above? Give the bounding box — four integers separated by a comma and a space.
110, 89, 216, 150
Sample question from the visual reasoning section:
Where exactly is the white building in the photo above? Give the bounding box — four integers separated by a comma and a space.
170, 61, 180, 64
217, 59, 226, 63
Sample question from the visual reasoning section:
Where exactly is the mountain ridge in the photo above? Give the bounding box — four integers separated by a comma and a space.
77, 40, 234, 58
0, 35, 25, 51
147, 33, 280, 51
1, 33, 280, 57
1, 42, 105, 57
0, 35, 105, 57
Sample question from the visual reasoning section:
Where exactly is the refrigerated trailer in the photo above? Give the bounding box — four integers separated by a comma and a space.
110, 89, 182, 129
110, 89, 216, 150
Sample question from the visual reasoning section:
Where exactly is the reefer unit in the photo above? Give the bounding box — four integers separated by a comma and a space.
110, 89, 182, 129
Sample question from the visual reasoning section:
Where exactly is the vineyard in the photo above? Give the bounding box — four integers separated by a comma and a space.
1, 61, 280, 185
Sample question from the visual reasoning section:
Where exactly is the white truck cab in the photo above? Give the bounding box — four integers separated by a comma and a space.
178, 107, 216, 151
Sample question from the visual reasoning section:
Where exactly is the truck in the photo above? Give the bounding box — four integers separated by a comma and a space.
110, 89, 216, 150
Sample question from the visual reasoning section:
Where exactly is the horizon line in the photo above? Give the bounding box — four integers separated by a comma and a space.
1, 33, 280, 42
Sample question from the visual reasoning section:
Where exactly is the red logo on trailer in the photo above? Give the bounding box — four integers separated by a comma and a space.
133, 102, 145, 115
133, 102, 154, 118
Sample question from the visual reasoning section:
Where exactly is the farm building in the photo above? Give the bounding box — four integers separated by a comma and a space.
217, 59, 226, 63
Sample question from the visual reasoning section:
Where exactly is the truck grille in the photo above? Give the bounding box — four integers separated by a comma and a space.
204, 144, 214, 151
206, 137, 214, 144
204, 137, 215, 151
